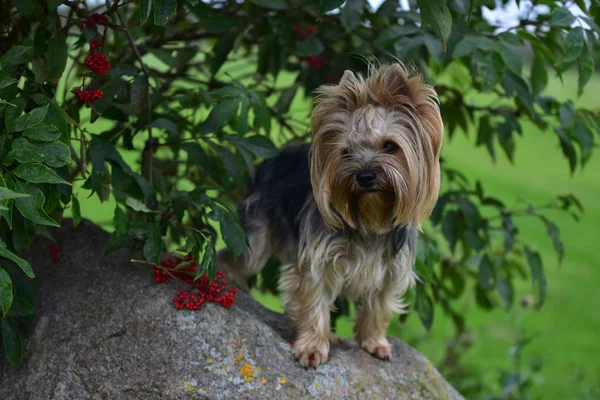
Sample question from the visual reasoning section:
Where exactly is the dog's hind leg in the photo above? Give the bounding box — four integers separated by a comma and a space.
217, 217, 274, 293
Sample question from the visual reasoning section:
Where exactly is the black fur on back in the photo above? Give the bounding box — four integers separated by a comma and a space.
239, 143, 313, 240
238, 143, 409, 254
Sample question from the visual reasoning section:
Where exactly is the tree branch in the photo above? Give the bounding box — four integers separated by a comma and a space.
116, 9, 154, 187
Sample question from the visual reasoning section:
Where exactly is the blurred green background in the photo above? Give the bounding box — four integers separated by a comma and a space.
66, 63, 600, 399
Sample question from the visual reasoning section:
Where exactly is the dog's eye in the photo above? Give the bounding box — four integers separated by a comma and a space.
383, 141, 399, 154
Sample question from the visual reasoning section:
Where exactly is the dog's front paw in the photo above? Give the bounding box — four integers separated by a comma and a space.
359, 337, 392, 361
293, 340, 329, 368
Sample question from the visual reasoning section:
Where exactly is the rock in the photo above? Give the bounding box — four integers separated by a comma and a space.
0, 220, 464, 400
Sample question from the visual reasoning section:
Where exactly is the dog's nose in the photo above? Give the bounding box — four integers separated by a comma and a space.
356, 170, 376, 188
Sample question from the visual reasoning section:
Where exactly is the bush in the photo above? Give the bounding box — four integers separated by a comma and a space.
0, 0, 598, 380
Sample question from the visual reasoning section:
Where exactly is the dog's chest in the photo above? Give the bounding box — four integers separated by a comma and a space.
325, 235, 396, 299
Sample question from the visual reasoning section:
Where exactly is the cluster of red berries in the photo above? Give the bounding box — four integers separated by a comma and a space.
73, 88, 104, 103
298, 55, 325, 69
49, 245, 60, 264
293, 24, 317, 40
152, 255, 238, 311
81, 12, 109, 29
84, 49, 111, 75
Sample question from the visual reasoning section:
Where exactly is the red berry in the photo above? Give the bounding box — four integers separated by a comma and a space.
84, 51, 111, 75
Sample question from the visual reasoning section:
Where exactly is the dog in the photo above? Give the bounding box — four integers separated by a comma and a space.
218, 63, 444, 368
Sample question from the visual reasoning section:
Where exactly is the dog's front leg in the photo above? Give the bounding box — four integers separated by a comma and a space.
353, 289, 394, 361
281, 265, 333, 368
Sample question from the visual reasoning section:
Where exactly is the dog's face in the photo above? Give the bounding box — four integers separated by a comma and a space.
309, 63, 444, 234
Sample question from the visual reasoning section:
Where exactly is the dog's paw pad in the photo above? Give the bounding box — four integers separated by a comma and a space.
360, 338, 392, 361
294, 343, 329, 368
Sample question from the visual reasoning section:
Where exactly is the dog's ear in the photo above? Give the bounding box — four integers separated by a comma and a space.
338, 70, 357, 86
370, 64, 444, 159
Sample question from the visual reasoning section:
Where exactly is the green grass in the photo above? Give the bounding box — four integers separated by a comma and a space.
68, 59, 600, 399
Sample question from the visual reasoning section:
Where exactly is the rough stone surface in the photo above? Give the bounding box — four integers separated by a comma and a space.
0, 220, 464, 400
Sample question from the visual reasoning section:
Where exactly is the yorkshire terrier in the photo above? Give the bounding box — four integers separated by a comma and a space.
219, 63, 444, 368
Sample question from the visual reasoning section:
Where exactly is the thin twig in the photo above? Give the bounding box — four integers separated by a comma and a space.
116, 8, 154, 187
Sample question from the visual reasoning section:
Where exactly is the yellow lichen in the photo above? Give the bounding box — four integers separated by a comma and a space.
315, 383, 319, 389
428, 363, 436, 380
240, 362, 255, 382
234, 353, 245, 362
221, 365, 228, 372
183, 381, 195, 392
279, 377, 287, 384
207, 358, 213, 363
261, 377, 267, 384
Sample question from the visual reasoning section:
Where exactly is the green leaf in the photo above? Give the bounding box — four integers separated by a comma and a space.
11, 213, 33, 253
525, 246, 546, 308
141, 0, 153, 24
475, 284, 494, 310
480, 53, 505, 92
499, 42, 522, 74
0, 268, 13, 317
131, 76, 149, 115
215, 208, 246, 260
502, 71, 534, 113
497, 122, 516, 163
250, 0, 288, 9
416, 285, 434, 330
45, 35, 68, 84
249, 92, 271, 135
0, 45, 32, 68
418, 0, 452, 51
227, 135, 278, 158
12, 163, 71, 186
556, 127, 577, 173
72, 195, 81, 227
14, 180, 60, 228
296, 38, 325, 57
144, 226, 163, 264
154, 0, 177, 26
0, 243, 35, 278
11, 139, 70, 168
341, 0, 365, 32
7, 296, 35, 317
1, 318, 22, 367
237, 96, 249, 135
577, 46, 594, 97
211, 31, 237, 76
7, 104, 49, 133
497, 276, 514, 310
207, 141, 244, 184
5, 148, 41, 165
22, 124, 61, 142
126, 197, 153, 213
442, 210, 460, 252
0, 175, 15, 229
548, 7, 575, 27
478, 254, 495, 290
477, 115, 496, 161
319, 0, 345, 17
530, 52, 548, 96
456, 198, 481, 228
452, 35, 495, 57
0, 71, 18, 90
573, 118, 594, 163
542, 218, 564, 264
560, 27, 585, 70
275, 83, 299, 115
0, 187, 29, 202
